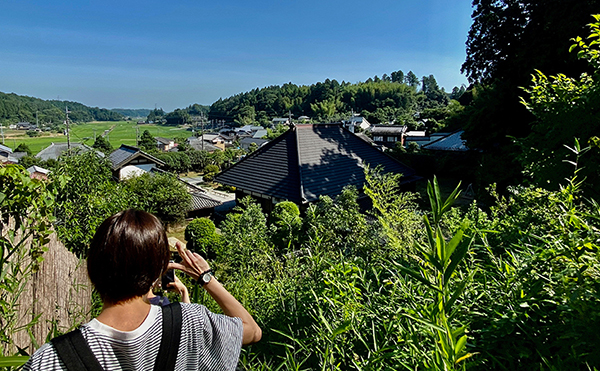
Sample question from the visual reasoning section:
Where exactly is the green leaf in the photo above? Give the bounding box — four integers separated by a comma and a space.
0, 356, 30, 367
403, 313, 446, 332
454, 335, 467, 356
332, 320, 352, 338
443, 236, 473, 283
395, 263, 438, 292
443, 228, 464, 267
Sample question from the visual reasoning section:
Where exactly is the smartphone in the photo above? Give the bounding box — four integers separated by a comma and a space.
161, 269, 175, 291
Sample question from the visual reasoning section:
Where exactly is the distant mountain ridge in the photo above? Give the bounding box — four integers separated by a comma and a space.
0, 91, 124, 124
110, 108, 152, 118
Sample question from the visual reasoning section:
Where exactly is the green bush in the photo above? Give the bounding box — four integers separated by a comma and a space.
270, 201, 302, 253
184, 218, 219, 259
203, 164, 220, 174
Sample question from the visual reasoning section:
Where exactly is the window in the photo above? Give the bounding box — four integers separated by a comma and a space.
387, 136, 396, 142
374, 136, 384, 142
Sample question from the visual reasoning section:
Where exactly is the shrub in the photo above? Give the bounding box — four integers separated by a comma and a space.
203, 164, 220, 174
270, 201, 302, 253
184, 218, 219, 259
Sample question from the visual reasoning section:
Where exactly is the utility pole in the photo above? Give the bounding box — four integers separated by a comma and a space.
136, 126, 140, 146
201, 112, 205, 151
65, 106, 71, 151
1, 125, 4, 145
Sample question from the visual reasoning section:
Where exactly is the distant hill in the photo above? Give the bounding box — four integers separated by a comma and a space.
111, 108, 152, 118
0, 91, 124, 124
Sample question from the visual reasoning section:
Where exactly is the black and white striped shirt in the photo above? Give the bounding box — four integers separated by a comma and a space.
24, 303, 243, 371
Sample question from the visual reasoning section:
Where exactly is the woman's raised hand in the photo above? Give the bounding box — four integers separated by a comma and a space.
168, 241, 211, 281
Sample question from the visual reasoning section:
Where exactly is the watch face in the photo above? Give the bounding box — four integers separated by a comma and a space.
202, 273, 211, 284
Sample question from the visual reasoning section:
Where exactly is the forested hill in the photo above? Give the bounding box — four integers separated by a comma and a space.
110, 108, 152, 118
0, 91, 124, 124
208, 71, 465, 128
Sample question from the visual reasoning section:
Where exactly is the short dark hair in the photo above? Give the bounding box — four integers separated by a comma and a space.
88, 209, 170, 303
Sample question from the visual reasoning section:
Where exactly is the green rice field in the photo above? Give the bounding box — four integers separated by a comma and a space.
3, 121, 190, 155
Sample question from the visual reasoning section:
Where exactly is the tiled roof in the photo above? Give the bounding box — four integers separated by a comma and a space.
188, 141, 221, 152
252, 129, 268, 138
215, 126, 302, 202
0, 144, 13, 153
422, 131, 468, 152
156, 137, 172, 144
240, 138, 269, 148
370, 125, 407, 135
182, 181, 222, 211
189, 191, 222, 211
109, 144, 165, 170
36, 142, 104, 161
215, 124, 418, 203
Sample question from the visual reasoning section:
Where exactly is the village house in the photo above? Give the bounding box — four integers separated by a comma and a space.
239, 137, 269, 151
215, 123, 419, 212
272, 117, 290, 126
108, 144, 223, 217
108, 144, 165, 181
343, 115, 371, 133
370, 125, 407, 147
0, 144, 13, 158
26, 165, 51, 180
155, 137, 176, 151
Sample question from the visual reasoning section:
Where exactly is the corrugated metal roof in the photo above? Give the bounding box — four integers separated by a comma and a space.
215, 124, 418, 203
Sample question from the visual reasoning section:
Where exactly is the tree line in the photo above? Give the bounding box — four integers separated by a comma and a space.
0, 92, 125, 125
207, 71, 464, 129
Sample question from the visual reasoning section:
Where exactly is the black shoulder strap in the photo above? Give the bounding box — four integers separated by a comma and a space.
51, 303, 182, 371
154, 302, 182, 371
51, 329, 104, 371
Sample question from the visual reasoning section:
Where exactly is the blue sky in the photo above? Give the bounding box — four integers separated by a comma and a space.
0, 0, 473, 111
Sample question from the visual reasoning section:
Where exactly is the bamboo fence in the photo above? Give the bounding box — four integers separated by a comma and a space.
11, 232, 92, 355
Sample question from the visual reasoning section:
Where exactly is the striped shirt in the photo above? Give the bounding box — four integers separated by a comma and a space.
23, 303, 243, 371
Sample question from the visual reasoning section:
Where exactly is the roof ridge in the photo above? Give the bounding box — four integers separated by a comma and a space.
214, 125, 292, 180
294, 126, 306, 203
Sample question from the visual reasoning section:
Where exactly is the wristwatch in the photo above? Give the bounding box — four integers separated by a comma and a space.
197, 269, 213, 287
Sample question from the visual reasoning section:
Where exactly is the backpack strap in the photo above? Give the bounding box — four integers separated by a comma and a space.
153, 302, 182, 371
51, 329, 104, 371
51, 303, 182, 371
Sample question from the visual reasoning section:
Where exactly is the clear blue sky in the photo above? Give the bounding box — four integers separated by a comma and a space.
0, 0, 473, 111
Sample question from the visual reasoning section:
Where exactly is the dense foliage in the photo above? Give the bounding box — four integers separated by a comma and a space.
208, 72, 459, 128
0, 92, 123, 125
518, 18, 600, 196
0, 165, 58, 367
184, 218, 219, 259
49, 151, 191, 256
184, 165, 599, 370
145, 104, 209, 124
